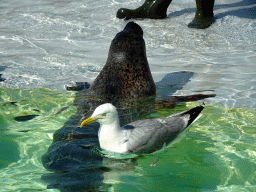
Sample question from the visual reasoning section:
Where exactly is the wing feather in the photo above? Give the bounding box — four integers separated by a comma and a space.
122, 113, 190, 153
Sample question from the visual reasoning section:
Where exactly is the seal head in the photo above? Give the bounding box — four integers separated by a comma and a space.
89, 22, 156, 102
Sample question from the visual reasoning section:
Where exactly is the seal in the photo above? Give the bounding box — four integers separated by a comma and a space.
42, 22, 157, 173
88, 21, 156, 103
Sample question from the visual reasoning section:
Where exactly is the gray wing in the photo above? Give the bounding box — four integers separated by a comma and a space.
123, 113, 190, 154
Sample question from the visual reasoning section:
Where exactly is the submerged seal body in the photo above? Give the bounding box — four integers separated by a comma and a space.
42, 22, 157, 172
88, 22, 156, 102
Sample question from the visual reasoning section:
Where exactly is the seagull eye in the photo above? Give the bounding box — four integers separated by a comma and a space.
102, 113, 107, 116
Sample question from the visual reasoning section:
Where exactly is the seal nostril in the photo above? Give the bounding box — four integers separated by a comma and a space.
117, 9, 126, 19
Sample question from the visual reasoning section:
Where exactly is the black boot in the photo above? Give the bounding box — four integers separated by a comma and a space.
188, 0, 215, 29
117, 0, 172, 20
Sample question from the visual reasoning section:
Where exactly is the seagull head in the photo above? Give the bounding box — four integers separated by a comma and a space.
80, 103, 118, 127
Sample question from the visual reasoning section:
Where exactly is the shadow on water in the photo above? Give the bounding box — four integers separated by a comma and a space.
216, 1, 256, 19
41, 71, 216, 191
155, 71, 194, 99
167, 0, 256, 20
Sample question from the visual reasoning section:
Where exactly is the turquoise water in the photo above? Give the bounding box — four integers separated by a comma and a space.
0, 87, 255, 191
0, 88, 76, 191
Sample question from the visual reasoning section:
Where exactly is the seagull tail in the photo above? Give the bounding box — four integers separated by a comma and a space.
182, 105, 204, 127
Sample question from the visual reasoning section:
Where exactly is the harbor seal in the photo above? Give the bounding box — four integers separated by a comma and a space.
42, 22, 157, 172
88, 21, 156, 102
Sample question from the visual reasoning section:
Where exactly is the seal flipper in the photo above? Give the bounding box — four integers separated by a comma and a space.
65, 82, 90, 91
0, 74, 5, 82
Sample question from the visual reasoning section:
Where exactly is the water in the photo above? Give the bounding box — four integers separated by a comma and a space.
0, 0, 256, 191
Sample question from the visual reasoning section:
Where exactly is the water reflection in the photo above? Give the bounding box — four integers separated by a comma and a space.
42, 155, 139, 191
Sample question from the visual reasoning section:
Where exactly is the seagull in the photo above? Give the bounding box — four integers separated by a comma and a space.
80, 103, 204, 154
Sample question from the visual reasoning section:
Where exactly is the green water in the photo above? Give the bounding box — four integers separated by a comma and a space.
0, 87, 255, 192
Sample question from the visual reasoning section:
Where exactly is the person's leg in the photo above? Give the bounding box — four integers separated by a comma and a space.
116, 0, 172, 20
188, 0, 215, 29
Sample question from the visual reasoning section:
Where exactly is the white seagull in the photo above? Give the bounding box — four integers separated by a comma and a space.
80, 103, 204, 154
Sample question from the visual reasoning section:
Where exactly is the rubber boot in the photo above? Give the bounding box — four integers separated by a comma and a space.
188, 0, 215, 29
117, 0, 172, 20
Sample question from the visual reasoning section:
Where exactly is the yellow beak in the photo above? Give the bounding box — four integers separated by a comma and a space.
80, 117, 96, 127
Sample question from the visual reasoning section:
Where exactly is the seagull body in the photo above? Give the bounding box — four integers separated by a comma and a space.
80, 103, 204, 154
